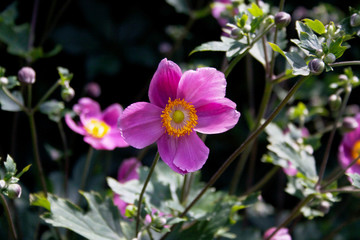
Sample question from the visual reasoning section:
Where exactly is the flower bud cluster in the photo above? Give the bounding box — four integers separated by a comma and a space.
0, 179, 22, 199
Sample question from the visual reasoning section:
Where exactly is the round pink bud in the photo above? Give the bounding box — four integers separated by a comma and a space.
7, 184, 22, 199
18, 66, 36, 84
275, 12, 291, 28
85, 82, 101, 98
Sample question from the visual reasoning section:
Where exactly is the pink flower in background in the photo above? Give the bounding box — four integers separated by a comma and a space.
119, 58, 240, 174
338, 113, 360, 175
113, 158, 141, 216
263, 227, 292, 240
211, 0, 237, 28
65, 97, 129, 150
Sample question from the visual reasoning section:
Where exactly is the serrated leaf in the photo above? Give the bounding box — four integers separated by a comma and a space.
40, 192, 128, 240
0, 89, 24, 111
190, 41, 230, 55
247, 3, 263, 17
303, 19, 326, 35
328, 36, 349, 58
4, 155, 16, 175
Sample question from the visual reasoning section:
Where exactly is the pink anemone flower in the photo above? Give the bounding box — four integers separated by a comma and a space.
263, 227, 292, 240
65, 97, 129, 150
113, 158, 141, 216
119, 58, 240, 174
338, 113, 360, 175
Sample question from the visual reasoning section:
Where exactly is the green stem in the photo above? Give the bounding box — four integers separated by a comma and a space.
57, 121, 69, 196
224, 23, 275, 77
315, 85, 352, 189
0, 194, 17, 240
241, 166, 280, 197
28, 113, 48, 196
79, 147, 94, 191
32, 80, 61, 112
265, 194, 314, 240
229, 81, 274, 194
136, 152, 160, 236
329, 61, 360, 68
178, 75, 309, 218
180, 174, 188, 204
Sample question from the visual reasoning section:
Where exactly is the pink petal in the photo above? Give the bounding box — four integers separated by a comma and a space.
113, 195, 128, 216
65, 114, 86, 135
117, 158, 141, 183
177, 67, 226, 107
157, 132, 209, 174
119, 102, 164, 149
195, 98, 240, 134
73, 97, 101, 118
148, 58, 182, 108
103, 130, 129, 148
83, 136, 112, 150
102, 103, 123, 127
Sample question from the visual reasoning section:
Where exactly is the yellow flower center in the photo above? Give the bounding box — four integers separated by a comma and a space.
84, 118, 110, 138
161, 98, 198, 137
352, 140, 360, 164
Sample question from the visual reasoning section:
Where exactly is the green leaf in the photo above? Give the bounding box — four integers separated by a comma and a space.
294, 21, 322, 53
40, 192, 128, 240
328, 36, 349, 59
247, 3, 263, 17
57, 66, 73, 84
268, 42, 286, 57
4, 155, 16, 176
347, 173, 360, 188
0, 89, 24, 112
39, 100, 65, 122
190, 41, 230, 55
303, 19, 326, 35
29, 192, 51, 211
16, 164, 31, 178
165, 0, 189, 15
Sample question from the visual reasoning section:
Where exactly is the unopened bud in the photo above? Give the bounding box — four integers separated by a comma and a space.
324, 53, 336, 64
0, 77, 8, 85
275, 12, 291, 28
338, 74, 348, 81
0, 180, 5, 189
342, 117, 359, 132
7, 184, 22, 199
18, 66, 36, 84
153, 216, 167, 228
315, 49, 324, 58
350, 13, 360, 27
61, 87, 75, 102
317, 201, 331, 215
230, 28, 243, 39
308, 59, 325, 75
328, 94, 342, 111
84, 82, 101, 98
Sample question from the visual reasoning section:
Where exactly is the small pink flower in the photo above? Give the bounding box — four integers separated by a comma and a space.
338, 113, 360, 175
113, 158, 141, 216
119, 59, 240, 174
263, 227, 292, 240
65, 97, 129, 150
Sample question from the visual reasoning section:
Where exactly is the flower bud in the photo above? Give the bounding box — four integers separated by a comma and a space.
61, 87, 75, 102
308, 59, 325, 75
323, 53, 336, 64
328, 94, 342, 112
275, 12, 291, 28
350, 13, 360, 27
0, 180, 6, 189
18, 66, 36, 84
230, 27, 243, 39
7, 184, 22, 199
342, 116, 359, 132
317, 201, 331, 215
152, 216, 167, 228
338, 74, 348, 81
315, 49, 324, 58
0, 77, 8, 85
84, 82, 101, 98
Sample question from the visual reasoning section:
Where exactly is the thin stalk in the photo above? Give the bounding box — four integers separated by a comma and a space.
57, 121, 69, 195
28, 0, 39, 52
180, 174, 189, 204
329, 61, 360, 68
315, 86, 351, 189
224, 23, 275, 77
229, 81, 274, 194
241, 166, 280, 197
265, 195, 314, 240
79, 147, 94, 191
29, 113, 48, 196
0, 194, 17, 240
174, 75, 308, 224
136, 152, 160, 236
32, 80, 61, 112
27, 84, 32, 109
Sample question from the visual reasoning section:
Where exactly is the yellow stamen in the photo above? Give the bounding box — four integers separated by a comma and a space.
161, 98, 198, 137
84, 118, 110, 138
352, 140, 360, 164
